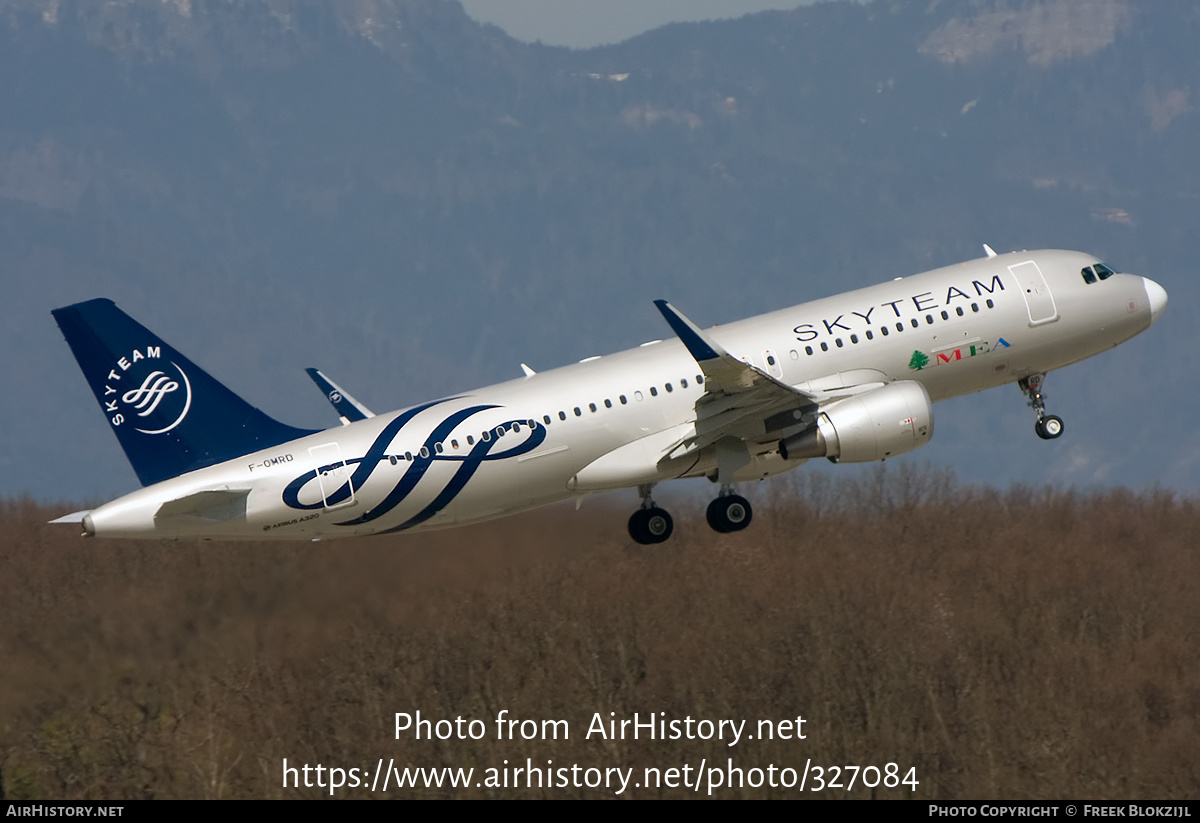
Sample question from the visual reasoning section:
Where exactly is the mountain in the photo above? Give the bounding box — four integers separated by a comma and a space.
2, 0, 1196, 500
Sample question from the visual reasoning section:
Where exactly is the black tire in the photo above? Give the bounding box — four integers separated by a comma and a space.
628, 508, 673, 544
643, 507, 673, 543
1036, 414, 1064, 440
706, 495, 753, 533
628, 510, 651, 544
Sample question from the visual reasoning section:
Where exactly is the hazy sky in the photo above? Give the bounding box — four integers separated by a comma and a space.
458, 1, 824, 48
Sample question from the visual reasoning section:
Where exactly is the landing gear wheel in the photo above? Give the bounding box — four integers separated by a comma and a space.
1020, 373, 1064, 441
628, 507, 674, 544
706, 495, 753, 534
1035, 414, 1064, 440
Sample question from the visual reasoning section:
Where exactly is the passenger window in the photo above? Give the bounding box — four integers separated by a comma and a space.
620, 395, 628, 405
911, 319, 919, 328
681, 379, 689, 388
543, 415, 551, 425
467, 435, 475, 445
558, 411, 566, 421
766, 354, 776, 366
405, 451, 413, 461
650, 387, 658, 397
635, 391, 644, 401
820, 342, 829, 351
604, 399, 612, 408
971, 303, 979, 312
926, 315, 934, 324
835, 339, 843, 348
789, 350, 798, 360
850, 334, 858, 344
420, 446, 430, 458
389, 455, 397, 465
941, 310, 949, 320
866, 330, 873, 340
956, 307, 964, 317
986, 299, 995, 309
450, 439, 459, 449
805, 346, 814, 355
696, 375, 703, 384
512, 423, 521, 433
665, 383, 673, 392
880, 327, 889, 337
574, 407, 582, 417
896, 322, 904, 332
589, 403, 597, 412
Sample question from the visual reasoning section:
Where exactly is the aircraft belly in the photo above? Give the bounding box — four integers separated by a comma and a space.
407, 438, 590, 531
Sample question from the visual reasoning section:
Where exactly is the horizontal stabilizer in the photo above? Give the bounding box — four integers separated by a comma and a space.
155, 488, 249, 522
49, 510, 92, 525
305, 368, 375, 424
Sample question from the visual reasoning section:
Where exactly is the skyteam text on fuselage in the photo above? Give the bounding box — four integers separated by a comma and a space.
50, 248, 1167, 544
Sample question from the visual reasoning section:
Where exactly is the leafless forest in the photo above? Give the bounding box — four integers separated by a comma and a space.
2, 466, 1197, 799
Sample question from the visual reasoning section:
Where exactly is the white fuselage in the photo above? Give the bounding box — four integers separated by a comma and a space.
83, 249, 1164, 540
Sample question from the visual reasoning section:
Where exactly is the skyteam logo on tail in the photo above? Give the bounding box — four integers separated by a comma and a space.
102, 346, 193, 434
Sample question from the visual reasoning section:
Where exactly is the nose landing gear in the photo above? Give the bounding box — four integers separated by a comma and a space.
1036, 415, 1064, 440
1020, 373, 1064, 440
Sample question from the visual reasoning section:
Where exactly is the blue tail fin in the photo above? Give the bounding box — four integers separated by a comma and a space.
52, 298, 319, 486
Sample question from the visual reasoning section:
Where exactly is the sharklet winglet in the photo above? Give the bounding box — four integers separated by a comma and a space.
653, 300, 724, 362
305, 367, 375, 423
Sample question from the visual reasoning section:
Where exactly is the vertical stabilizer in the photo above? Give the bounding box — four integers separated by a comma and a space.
52, 298, 318, 486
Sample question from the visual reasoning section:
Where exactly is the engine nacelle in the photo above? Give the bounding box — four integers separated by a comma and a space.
779, 380, 933, 463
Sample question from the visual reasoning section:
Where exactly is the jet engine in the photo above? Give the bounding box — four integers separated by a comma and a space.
778, 381, 933, 463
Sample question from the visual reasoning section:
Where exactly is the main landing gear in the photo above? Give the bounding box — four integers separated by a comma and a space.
1019, 373, 1064, 440
627, 484, 754, 544
706, 486, 753, 534
628, 484, 674, 545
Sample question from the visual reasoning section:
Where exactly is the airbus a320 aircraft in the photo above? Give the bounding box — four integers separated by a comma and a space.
50, 247, 1166, 544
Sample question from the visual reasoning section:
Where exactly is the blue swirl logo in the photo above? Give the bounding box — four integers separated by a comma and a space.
282, 401, 547, 532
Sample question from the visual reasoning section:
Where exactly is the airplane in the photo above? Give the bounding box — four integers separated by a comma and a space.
49, 246, 1167, 544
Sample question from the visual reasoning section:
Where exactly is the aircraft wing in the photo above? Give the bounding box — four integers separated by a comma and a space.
305, 368, 375, 425
654, 301, 885, 456
654, 300, 819, 454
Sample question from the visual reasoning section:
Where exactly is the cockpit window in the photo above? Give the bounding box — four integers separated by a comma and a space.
1081, 266, 1097, 284
1094, 263, 1116, 280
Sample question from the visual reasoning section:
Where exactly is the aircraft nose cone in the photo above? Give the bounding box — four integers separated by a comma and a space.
1143, 277, 1168, 324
